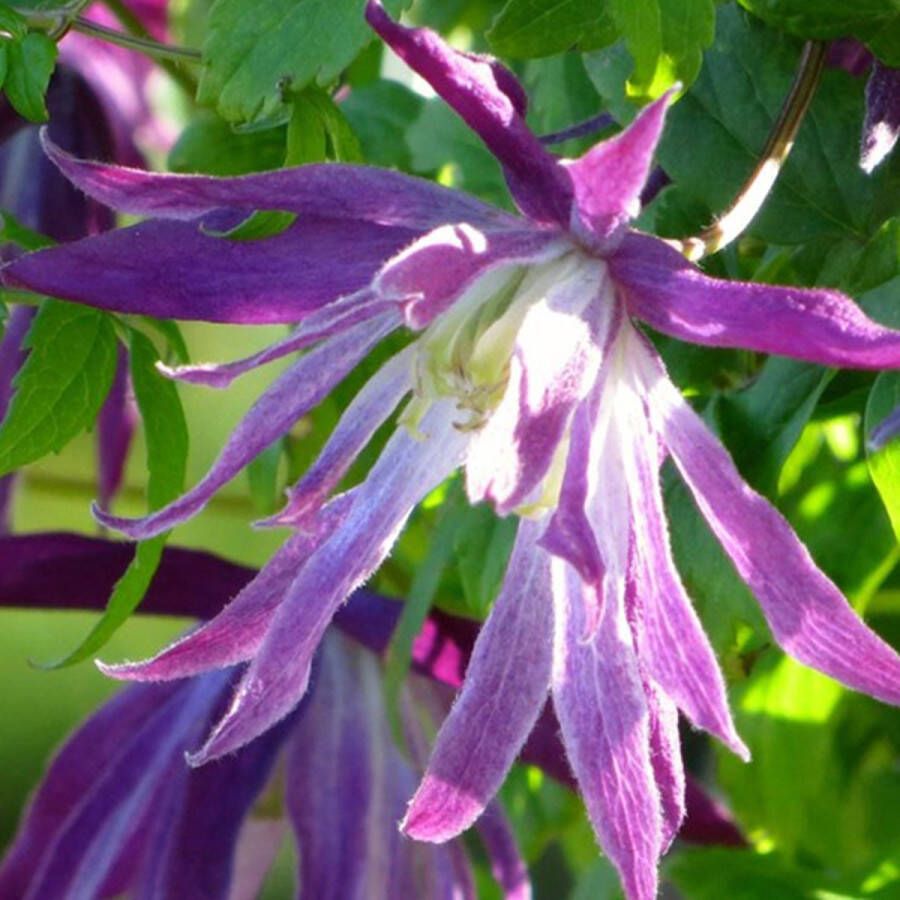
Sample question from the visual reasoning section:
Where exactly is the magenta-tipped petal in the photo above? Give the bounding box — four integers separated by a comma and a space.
613, 233, 900, 369
566, 91, 675, 248
637, 340, 900, 706
189, 403, 468, 763
403, 521, 552, 841
466, 259, 609, 514
375, 222, 567, 330
551, 561, 663, 900
93, 313, 396, 540
364, 1, 572, 226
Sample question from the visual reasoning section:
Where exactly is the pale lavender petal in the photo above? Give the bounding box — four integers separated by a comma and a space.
143, 712, 292, 900
18, 675, 227, 900
94, 312, 396, 539
551, 560, 662, 900
861, 62, 900, 173
474, 803, 532, 900
268, 345, 413, 526
612, 233, 900, 369
228, 820, 289, 900
96, 345, 137, 510
403, 520, 552, 840
374, 222, 567, 329
644, 680, 685, 852
159, 290, 393, 388
565, 92, 673, 248
4, 217, 418, 324
39, 132, 513, 229
190, 401, 468, 763
539, 398, 603, 586
97, 526, 335, 681
365, 1, 573, 225
618, 349, 748, 758
636, 339, 900, 706
0, 682, 178, 899
466, 259, 609, 514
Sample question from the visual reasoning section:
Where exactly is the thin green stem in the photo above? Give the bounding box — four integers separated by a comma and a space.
675, 40, 827, 262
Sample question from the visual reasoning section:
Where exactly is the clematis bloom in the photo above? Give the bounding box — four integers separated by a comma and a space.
5, 4, 900, 897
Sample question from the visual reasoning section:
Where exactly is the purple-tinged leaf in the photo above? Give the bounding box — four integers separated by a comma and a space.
404, 520, 552, 840
612, 233, 900, 369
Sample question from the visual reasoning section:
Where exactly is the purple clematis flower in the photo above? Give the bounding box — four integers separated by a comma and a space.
0, 534, 528, 900
4, 4, 900, 897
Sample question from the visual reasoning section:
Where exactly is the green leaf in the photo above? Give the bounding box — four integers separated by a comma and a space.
246, 439, 284, 515
866, 372, 900, 542
737, 0, 900, 66
609, 0, 663, 96
295, 87, 363, 162
0, 6, 28, 40
169, 113, 287, 175
408, 98, 512, 210
342, 80, 423, 169
285, 91, 328, 165
39, 330, 189, 668
384, 489, 464, 741
0, 210, 53, 251
487, 0, 617, 59
198, 0, 410, 125
4, 32, 57, 122
0, 301, 117, 477
586, 6, 899, 244
454, 503, 518, 618
713, 357, 833, 497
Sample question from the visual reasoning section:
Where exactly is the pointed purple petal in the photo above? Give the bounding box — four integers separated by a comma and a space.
539, 398, 604, 585
190, 402, 468, 762
637, 339, 900, 706
551, 561, 662, 900
646, 684, 685, 853
0, 682, 178, 899
365, 1, 572, 225
39, 132, 514, 228
861, 62, 900, 173
466, 259, 609, 514
374, 223, 567, 329
474, 803, 532, 900
404, 520, 552, 840
159, 290, 392, 388
4, 218, 418, 325
270, 346, 413, 526
565, 92, 673, 248
17, 675, 227, 900
612, 233, 900, 369
94, 312, 397, 539
617, 341, 748, 757
97, 526, 336, 681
